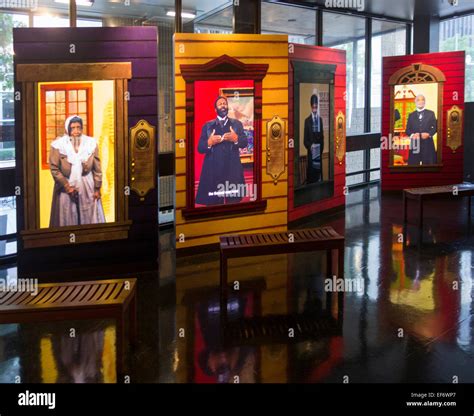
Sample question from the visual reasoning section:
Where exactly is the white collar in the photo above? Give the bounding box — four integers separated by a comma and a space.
416, 107, 425, 112
217, 115, 228, 124
51, 134, 97, 164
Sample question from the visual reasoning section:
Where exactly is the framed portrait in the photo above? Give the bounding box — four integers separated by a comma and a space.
388, 63, 446, 171
180, 55, 269, 219
38, 80, 116, 229
16, 62, 132, 248
292, 61, 336, 207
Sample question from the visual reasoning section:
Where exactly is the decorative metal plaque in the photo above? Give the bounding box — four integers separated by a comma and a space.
335, 111, 346, 165
129, 119, 156, 200
447, 105, 463, 152
266, 116, 285, 185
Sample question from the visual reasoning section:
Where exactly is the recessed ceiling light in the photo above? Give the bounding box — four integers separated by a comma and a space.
166, 10, 196, 19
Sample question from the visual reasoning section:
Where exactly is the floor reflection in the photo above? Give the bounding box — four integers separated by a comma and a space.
0, 184, 473, 383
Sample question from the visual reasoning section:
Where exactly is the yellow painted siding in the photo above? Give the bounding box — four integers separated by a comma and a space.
175, 34, 289, 249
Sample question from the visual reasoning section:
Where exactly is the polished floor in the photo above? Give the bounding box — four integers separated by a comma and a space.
1, 184, 474, 383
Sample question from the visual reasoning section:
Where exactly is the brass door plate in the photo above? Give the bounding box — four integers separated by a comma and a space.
266, 116, 286, 184
130, 119, 156, 200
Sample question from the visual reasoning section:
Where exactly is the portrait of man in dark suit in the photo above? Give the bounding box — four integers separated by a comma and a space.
196, 96, 248, 206
405, 94, 438, 166
303, 94, 324, 183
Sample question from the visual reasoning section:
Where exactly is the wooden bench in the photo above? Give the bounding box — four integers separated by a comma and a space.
403, 183, 474, 246
0, 278, 137, 379
219, 227, 345, 330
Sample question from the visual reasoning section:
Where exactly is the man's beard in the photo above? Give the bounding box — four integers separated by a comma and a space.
217, 107, 228, 118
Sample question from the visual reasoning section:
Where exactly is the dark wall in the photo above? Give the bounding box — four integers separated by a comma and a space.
13, 27, 159, 276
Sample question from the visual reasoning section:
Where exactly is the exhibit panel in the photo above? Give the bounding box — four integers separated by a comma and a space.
381, 51, 465, 191
174, 34, 289, 250
288, 45, 346, 222
13, 27, 159, 273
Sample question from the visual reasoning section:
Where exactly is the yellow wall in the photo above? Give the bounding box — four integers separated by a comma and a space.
175, 33, 289, 249
38, 80, 115, 228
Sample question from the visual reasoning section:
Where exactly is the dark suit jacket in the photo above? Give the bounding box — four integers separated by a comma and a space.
405, 109, 437, 165
405, 109, 437, 138
196, 117, 248, 205
303, 114, 324, 183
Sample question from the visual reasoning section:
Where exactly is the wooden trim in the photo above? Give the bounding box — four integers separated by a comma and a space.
388, 164, 443, 173
179, 54, 269, 219
20, 221, 132, 249
40, 82, 94, 170
182, 199, 267, 220
19, 64, 131, 248
123, 79, 129, 222
25, 82, 37, 230
115, 79, 125, 222
388, 80, 444, 169
16, 62, 132, 82
388, 63, 447, 85
180, 55, 269, 81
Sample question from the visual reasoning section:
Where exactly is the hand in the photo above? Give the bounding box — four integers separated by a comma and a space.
421, 133, 430, 139
223, 126, 238, 143
65, 183, 77, 195
93, 191, 101, 200
412, 133, 420, 140
207, 129, 223, 147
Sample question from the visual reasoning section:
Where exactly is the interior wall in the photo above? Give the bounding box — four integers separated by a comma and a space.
174, 33, 289, 249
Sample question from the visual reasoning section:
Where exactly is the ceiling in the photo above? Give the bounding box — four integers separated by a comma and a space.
286, 0, 474, 20
30, 0, 232, 22
7, 0, 474, 24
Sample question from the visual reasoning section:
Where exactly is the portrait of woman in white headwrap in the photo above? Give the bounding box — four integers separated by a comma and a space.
49, 115, 106, 227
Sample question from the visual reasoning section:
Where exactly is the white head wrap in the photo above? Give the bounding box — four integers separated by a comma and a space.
51, 115, 97, 188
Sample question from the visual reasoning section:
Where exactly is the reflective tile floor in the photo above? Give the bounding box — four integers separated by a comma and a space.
1, 184, 473, 383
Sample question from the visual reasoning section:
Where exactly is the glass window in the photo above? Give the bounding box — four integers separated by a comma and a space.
323, 12, 366, 135
346, 150, 365, 186
371, 20, 407, 132
370, 148, 381, 181
440, 15, 474, 102
182, 0, 234, 33
0, 196, 16, 236
33, 15, 102, 27
0, 13, 28, 169
261, 2, 316, 45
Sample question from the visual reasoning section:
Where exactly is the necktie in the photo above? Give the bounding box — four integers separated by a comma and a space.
312, 116, 318, 133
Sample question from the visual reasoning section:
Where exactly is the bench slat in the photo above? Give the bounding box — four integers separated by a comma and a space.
5, 291, 32, 306
90, 284, 109, 302
48, 286, 68, 304
220, 227, 344, 256
54, 286, 76, 304
37, 287, 62, 305
64, 285, 86, 303
0, 290, 23, 305
0, 279, 137, 313
82, 284, 101, 302
110, 282, 126, 300
28, 287, 54, 305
